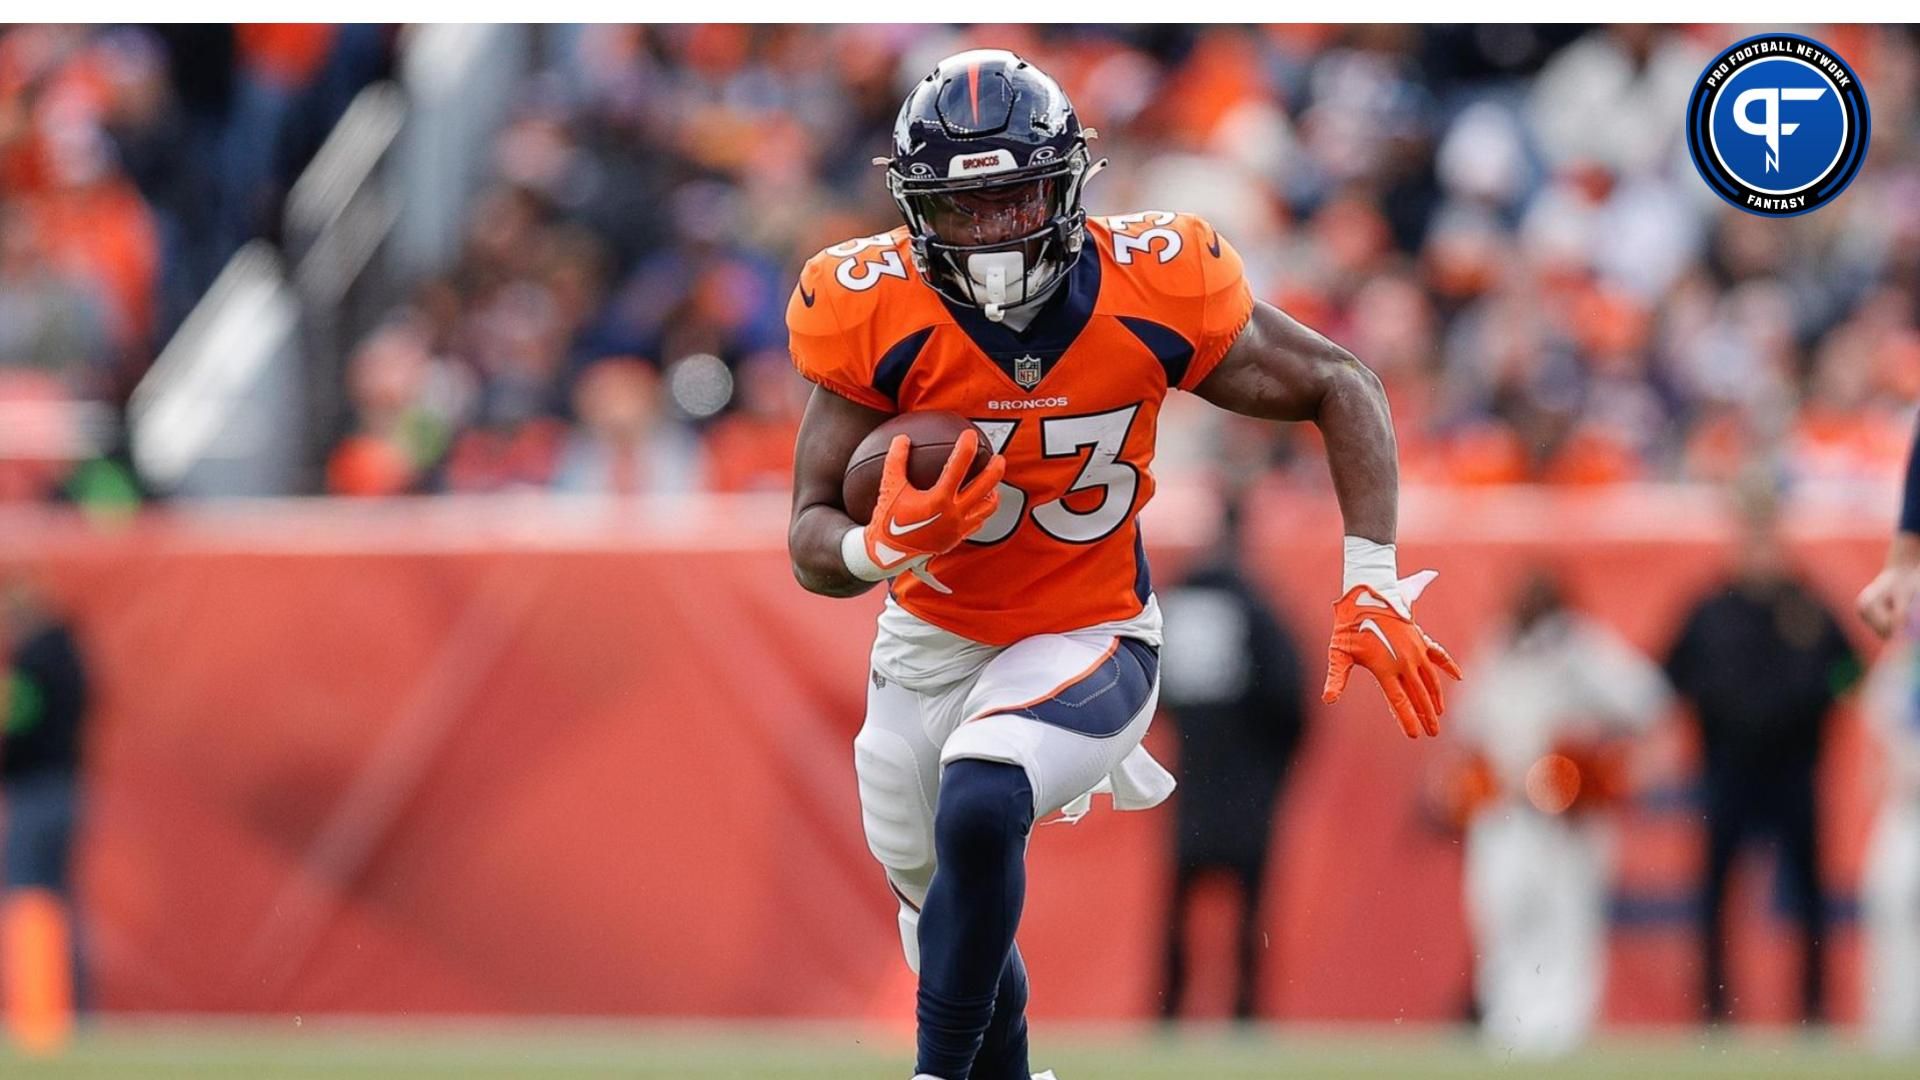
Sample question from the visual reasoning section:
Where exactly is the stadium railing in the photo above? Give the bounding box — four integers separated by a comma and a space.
128, 26, 531, 498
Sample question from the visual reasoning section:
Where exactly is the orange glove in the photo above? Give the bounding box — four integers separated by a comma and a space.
860, 429, 1005, 593
1322, 570, 1463, 738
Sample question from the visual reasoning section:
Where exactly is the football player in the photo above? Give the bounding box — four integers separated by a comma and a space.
1858, 625, 1920, 1049
1452, 570, 1667, 1055
785, 50, 1461, 1080
1860, 421, 1920, 637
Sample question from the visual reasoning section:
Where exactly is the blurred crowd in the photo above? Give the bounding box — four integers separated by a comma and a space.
325, 24, 1920, 499
3, 25, 1917, 502
0, 24, 389, 505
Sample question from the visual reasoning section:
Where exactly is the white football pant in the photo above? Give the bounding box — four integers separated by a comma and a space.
854, 620, 1172, 971
1466, 809, 1610, 1056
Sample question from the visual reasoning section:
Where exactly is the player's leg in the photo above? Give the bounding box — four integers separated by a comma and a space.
2, 773, 79, 1045
1778, 773, 1828, 1023
913, 757, 1034, 1080
945, 632, 1165, 819
857, 673, 1041, 1080
1231, 857, 1267, 1022
1526, 822, 1606, 1053
1700, 785, 1742, 1023
916, 631, 1163, 1079
1472, 810, 1606, 1053
854, 674, 947, 972
1465, 813, 1529, 1047
959, 936, 1031, 1080
1563, 825, 1611, 1048
1863, 797, 1920, 1049
1159, 862, 1198, 1021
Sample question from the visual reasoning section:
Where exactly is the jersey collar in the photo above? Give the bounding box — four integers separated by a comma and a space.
938, 246, 1102, 390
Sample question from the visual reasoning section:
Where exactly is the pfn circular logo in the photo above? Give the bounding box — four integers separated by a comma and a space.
1686, 34, 1869, 217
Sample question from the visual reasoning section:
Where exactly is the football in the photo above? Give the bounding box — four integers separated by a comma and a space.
841, 411, 995, 525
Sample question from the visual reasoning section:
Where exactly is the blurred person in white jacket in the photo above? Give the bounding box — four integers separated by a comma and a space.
1861, 630, 1920, 1051
1452, 570, 1671, 1056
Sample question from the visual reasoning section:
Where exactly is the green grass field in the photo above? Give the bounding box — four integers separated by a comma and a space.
0, 1022, 1914, 1079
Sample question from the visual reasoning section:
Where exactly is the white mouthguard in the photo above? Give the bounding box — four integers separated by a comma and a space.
967, 251, 1026, 322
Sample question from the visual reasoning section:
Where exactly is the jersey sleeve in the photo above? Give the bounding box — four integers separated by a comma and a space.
786, 253, 895, 413
1178, 215, 1255, 392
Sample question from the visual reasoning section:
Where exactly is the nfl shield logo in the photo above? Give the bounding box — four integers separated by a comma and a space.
1013, 355, 1042, 390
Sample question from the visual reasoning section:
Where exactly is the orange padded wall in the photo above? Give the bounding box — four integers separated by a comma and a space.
0, 489, 1886, 1024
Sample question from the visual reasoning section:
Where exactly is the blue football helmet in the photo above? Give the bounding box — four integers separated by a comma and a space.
884, 49, 1101, 322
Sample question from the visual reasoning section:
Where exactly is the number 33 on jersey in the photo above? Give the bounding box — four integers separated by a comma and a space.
788, 211, 1254, 645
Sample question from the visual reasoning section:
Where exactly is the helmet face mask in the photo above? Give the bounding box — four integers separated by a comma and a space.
883, 50, 1099, 322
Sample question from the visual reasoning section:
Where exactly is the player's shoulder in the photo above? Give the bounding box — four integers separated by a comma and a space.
787, 227, 940, 410
787, 226, 922, 340
1089, 210, 1220, 247
1088, 211, 1236, 300
1091, 211, 1254, 390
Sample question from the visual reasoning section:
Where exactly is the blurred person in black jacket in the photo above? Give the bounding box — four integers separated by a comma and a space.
1664, 479, 1860, 1026
2, 578, 88, 890
1156, 498, 1306, 1021
1, 574, 90, 1022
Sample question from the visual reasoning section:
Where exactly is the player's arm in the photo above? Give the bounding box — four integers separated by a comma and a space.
787, 386, 1006, 599
1193, 301, 1396, 542
1194, 301, 1461, 738
1858, 417, 1920, 637
785, 240, 1004, 599
789, 386, 892, 598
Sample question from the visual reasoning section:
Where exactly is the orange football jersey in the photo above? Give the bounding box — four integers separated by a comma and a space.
788, 212, 1254, 645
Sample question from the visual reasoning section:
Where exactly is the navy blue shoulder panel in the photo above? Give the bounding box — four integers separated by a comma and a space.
873, 326, 936, 405
1132, 523, 1151, 605
1118, 316, 1195, 388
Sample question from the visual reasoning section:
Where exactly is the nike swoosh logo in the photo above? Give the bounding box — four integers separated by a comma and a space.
799, 284, 817, 307
888, 513, 940, 536
1357, 618, 1396, 659
1206, 232, 1222, 258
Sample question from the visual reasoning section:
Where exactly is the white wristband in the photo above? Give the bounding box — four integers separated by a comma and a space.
1341, 536, 1442, 619
1343, 536, 1411, 617
1343, 536, 1399, 594
842, 525, 891, 582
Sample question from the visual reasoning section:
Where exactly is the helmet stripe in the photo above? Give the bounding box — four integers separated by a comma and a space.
968, 63, 981, 123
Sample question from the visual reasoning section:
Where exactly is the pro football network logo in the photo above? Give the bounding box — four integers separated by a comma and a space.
1686, 33, 1869, 217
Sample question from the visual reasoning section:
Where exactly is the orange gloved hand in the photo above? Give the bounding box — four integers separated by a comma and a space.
863, 429, 1005, 593
1322, 570, 1463, 738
